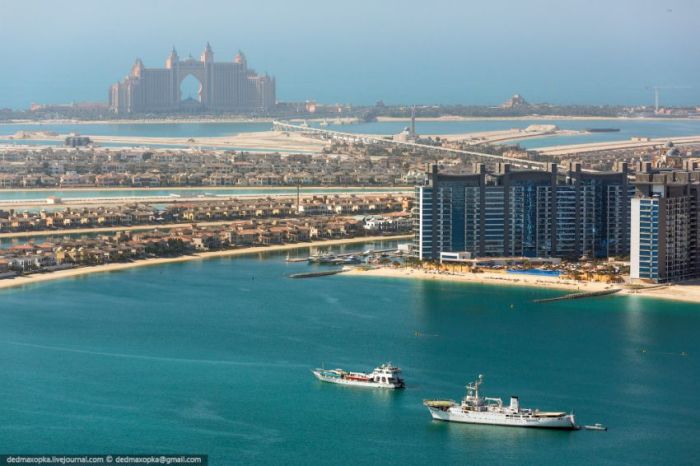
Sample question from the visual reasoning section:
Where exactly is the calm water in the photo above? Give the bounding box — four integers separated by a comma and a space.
1, 241, 698, 465
0, 186, 407, 202
1, 118, 700, 150
317, 119, 700, 149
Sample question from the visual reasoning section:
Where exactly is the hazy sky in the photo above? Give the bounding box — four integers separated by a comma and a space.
1, 0, 699, 109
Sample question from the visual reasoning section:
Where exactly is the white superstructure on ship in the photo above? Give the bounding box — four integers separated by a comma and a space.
312, 363, 405, 389
424, 375, 576, 429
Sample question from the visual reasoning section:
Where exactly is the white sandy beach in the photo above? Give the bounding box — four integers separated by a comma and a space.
0, 234, 411, 291
346, 266, 609, 291
429, 128, 583, 144
7, 130, 327, 153
344, 266, 700, 304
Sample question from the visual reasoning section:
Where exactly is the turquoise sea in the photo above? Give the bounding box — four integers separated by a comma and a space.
1, 241, 698, 465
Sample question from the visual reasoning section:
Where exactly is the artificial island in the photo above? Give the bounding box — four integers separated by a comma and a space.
0, 44, 700, 304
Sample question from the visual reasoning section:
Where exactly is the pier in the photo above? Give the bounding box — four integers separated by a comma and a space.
289, 269, 346, 279
294, 247, 404, 265
533, 288, 621, 303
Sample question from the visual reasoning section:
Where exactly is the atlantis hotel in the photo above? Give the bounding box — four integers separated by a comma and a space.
109, 43, 276, 114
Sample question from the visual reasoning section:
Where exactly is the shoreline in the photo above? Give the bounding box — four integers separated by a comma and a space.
2, 130, 327, 153
3, 115, 699, 126
0, 235, 411, 291
376, 115, 700, 122
534, 134, 700, 155
344, 266, 700, 304
345, 266, 609, 292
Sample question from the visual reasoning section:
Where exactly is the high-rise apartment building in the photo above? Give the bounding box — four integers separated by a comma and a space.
413, 162, 632, 260
631, 163, 700, 283
109, 44, 276, 114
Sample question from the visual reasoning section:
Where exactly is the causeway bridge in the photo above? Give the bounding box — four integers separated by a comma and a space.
272, 121, 548, 170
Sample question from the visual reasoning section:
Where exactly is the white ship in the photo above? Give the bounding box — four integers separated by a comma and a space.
424, 375, 576, 429
312, 363, 405, 389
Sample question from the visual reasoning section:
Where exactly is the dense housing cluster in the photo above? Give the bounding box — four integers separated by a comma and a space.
0, 148, 431, 188
0, 194, 411, 233
414, 162, 633, 260
0, 215, 409, 277
413, 161, 700, 283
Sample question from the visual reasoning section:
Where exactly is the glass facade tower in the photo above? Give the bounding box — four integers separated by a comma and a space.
414, 162, 631, 260
631, 166, 700, 283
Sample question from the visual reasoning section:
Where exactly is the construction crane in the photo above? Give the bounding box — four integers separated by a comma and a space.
646, 86, 691, 113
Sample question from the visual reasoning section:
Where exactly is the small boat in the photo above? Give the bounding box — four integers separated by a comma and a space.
308, 254, 338, 264
583, 423, 607, 431
424, 375, 577, 429
312, 363, 405, 389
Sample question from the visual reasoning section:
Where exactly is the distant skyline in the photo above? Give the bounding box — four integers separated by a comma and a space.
1, 0, 699, 109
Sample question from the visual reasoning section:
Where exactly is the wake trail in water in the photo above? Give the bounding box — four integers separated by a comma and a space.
6, 341, 304, 367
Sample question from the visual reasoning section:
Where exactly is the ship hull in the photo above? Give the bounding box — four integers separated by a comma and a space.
312, 370, 403, 389
427, 407, 576, 429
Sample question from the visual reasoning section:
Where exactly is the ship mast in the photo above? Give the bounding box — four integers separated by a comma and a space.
466, 374, 484, 402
